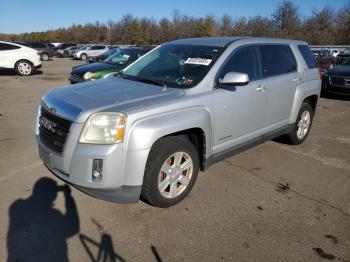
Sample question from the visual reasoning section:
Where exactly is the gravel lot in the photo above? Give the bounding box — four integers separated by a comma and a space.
0, 59, 349, 261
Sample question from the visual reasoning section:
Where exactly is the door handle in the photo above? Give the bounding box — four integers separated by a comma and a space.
256, 84, 267, 91
293, 77, 301, 84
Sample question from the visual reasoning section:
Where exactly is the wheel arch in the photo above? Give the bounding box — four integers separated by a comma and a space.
125, 108, 212, 171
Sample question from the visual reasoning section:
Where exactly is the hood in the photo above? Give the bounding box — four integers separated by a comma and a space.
71, 62, 116, 74
327, 65, 350, 77
42, 77, 184, 123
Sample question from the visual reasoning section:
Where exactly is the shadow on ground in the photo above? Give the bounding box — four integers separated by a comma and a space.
6, 177, 163, 262
0, 69, 43, 76
6, 177, 80, 262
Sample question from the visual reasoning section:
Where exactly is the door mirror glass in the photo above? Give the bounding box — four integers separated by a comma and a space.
219, 71, 249, 86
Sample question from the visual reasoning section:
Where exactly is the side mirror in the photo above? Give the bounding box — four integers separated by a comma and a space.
218, 71, 249, 87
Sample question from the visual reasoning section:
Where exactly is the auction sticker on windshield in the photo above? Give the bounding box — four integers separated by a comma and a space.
185, 58, 212, 66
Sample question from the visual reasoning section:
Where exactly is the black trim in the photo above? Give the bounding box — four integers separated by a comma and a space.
75, 185, 142, 203
204, 124, 293, 170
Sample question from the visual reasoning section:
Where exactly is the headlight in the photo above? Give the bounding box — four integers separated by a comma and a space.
79, 113, 127, 144
83, 71, 97, 80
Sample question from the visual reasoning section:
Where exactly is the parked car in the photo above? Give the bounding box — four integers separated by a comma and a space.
53, 43, 77, 56
14, 42, 54, 61
73, 45, 109, 60
35, 37, 320, 207
69, 47, 150, 83
56, 46, 79, 58
330, 49, 340, 57
322, 57, 350, 96
335, 51, 350, 65
0, 41, 41, 75
87, 47, 119, 63
312, 50, 335, 75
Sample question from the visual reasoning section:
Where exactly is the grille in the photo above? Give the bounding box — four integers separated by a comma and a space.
39, 107, 72, 153
71, 73, 83, 79
329, 76, 350, 87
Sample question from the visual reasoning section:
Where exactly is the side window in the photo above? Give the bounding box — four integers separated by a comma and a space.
0, 43, 20, 51
298, 45, 317, 69
260, 45, 297, 77
218, 46, 261, 82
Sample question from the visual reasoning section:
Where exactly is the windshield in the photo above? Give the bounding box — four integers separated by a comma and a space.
123, 44, 224, 88
104, 49, 136, 65
102, 48, 118, 57
341, 57, 350, 66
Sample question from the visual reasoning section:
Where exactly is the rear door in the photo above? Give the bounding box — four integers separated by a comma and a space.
0, 43, 21, 68
259, 45, 300, 128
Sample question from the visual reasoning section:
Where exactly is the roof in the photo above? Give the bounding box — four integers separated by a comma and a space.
167, 37, 244, 47
166, 37, 307, 47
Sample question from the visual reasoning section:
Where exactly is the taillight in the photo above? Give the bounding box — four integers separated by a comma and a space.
318, 68, 323, 79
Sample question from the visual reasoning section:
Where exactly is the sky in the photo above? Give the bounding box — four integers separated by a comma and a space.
0, 0, 348, 34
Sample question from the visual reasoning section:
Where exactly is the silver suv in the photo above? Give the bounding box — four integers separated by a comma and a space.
35, 37, 320, 207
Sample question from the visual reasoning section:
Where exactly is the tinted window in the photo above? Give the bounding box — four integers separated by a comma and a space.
0, 43, 20, 51
218, 46, 261, 81
31, 43, 45, 48
298, 45, 317, 69
90, 46, 105, 50
260, 45, 297, 77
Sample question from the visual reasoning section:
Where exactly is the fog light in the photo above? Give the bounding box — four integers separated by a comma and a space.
92, 159, 103, 182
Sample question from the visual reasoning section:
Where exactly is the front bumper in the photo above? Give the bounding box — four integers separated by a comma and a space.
68, 74, 85, 84
35, 104, 150, 203
323, 78, 350, 96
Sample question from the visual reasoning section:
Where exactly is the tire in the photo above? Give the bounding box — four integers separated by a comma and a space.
80, 53, 87, 60
141, 136, 200, 208
15, 60, 34, 76
284, 103, 314, 145
40, 53, 49, 61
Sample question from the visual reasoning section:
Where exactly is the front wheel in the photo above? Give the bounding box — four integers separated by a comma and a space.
15, 60, 34, 76
80, 53, 87, 60
141, 136, 199, 208
285, 103, 314, 145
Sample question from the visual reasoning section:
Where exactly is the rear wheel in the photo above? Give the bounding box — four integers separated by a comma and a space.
285, 103, 314, 145
40, 53, 49, 61
141, 136, 199, 208
15, 60, 34, 76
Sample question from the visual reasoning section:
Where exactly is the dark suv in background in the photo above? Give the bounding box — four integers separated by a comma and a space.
15, 42, 54, 61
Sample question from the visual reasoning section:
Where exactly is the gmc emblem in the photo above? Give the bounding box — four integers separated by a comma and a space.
40, 116, 56, 133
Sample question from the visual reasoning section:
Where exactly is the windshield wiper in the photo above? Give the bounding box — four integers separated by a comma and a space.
114, 71, 126, 79
133, 77, 166, 87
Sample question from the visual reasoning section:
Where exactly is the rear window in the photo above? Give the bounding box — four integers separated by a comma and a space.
260, 45, 297, 77
0, 43, 20, 51
298, 45, 316, 69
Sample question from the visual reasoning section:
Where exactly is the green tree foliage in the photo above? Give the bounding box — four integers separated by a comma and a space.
1, 1, 349, 44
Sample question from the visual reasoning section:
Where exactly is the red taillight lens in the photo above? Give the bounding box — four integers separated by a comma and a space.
318, 68, 323, 79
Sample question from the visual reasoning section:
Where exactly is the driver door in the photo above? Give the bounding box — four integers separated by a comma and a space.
213, 46, 269, 154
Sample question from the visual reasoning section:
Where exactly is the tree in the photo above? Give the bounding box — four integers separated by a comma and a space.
272, 0, 301, 38
334, 3, 350, 44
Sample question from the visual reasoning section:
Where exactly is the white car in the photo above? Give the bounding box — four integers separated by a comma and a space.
330, 49, 339, 57
0, 41, 41, 76
73, 45, 109, 60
